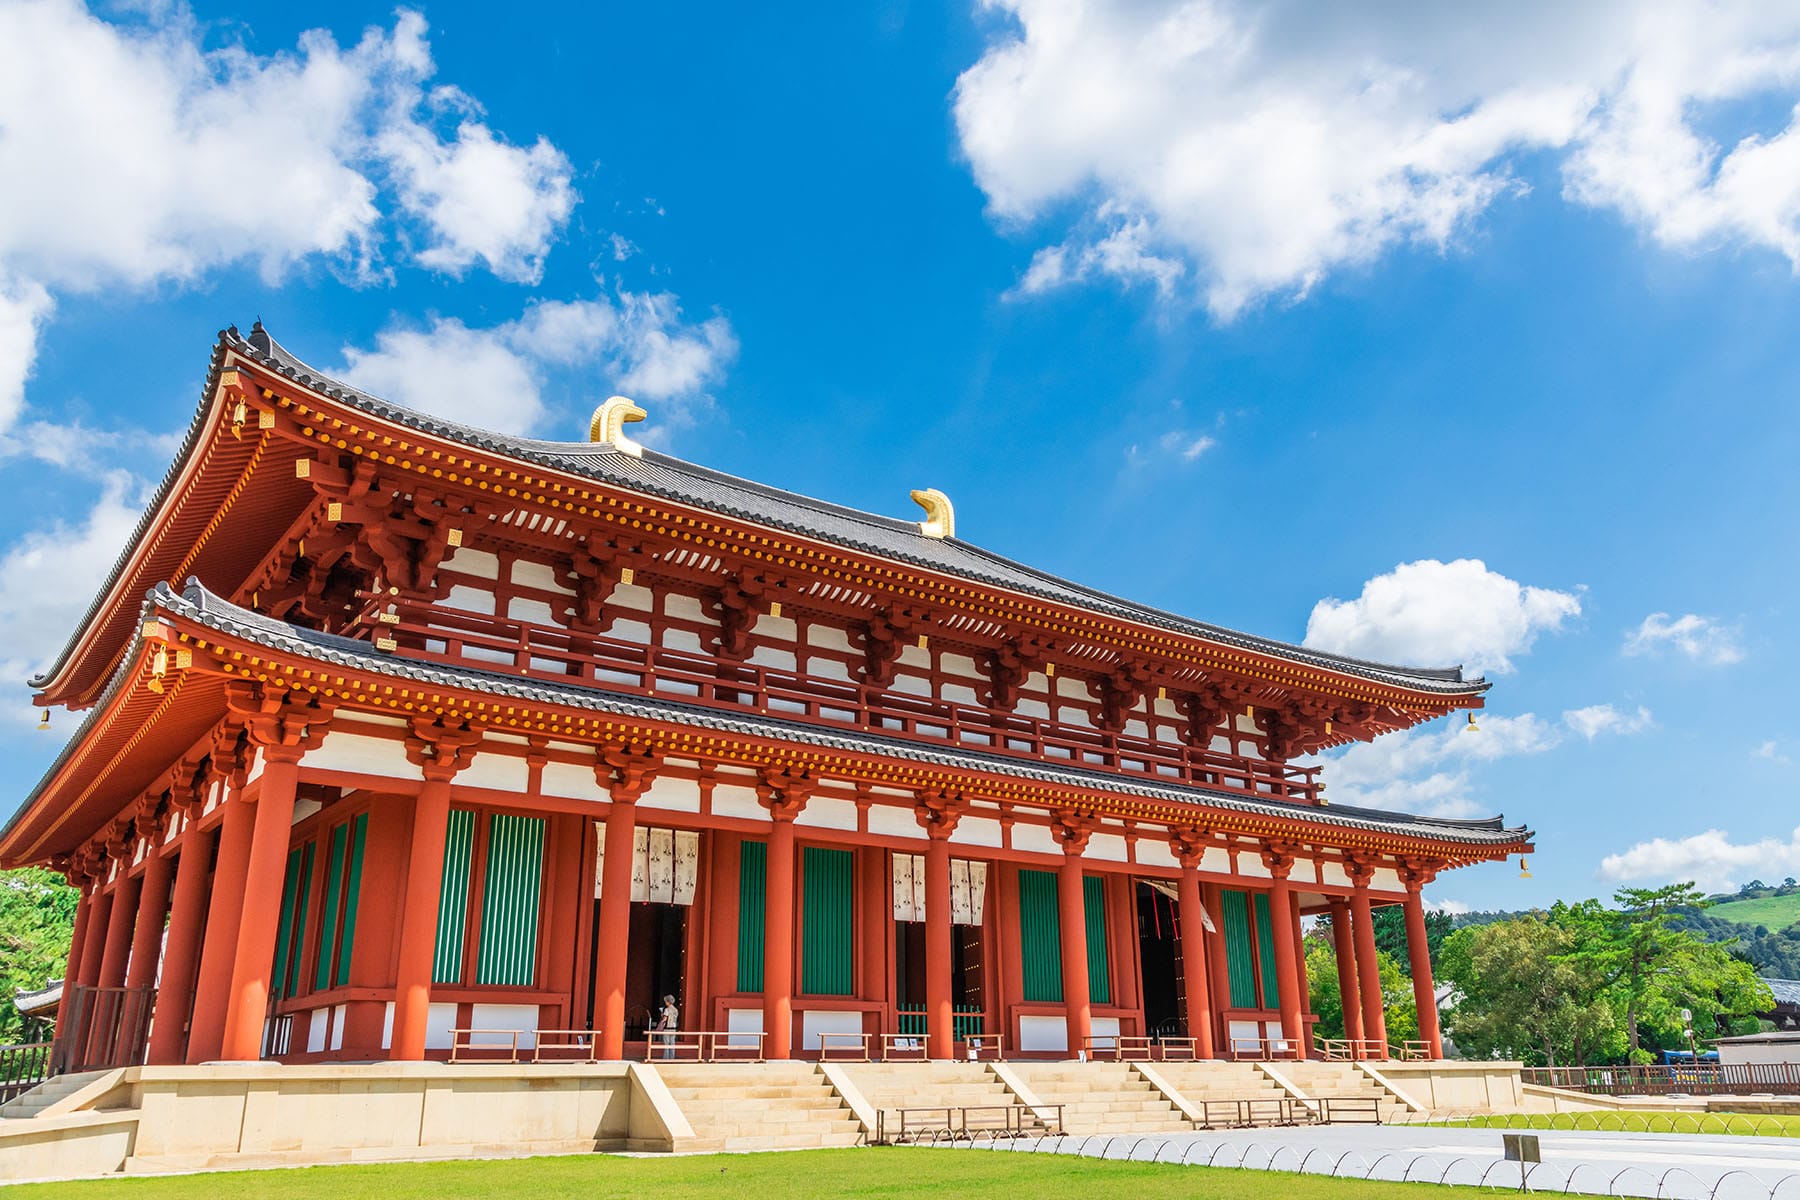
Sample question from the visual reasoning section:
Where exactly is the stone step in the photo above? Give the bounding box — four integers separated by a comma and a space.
676, 1094, 848, 1113
665, 1084, 839, 1102
683, 1117, 863, 1139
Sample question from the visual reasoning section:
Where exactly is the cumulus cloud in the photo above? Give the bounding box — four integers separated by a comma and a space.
1424, 897, 1472, 916
1756, 740, 1793, 765
0, 473, 143, 720
0, 1, 576, 434
1623, 612, 1744, 665
1563, 703, 1655, 740
1599, 827, 1800, 892
1304, 559, 1581, 676
337, 293, 738, 438
954, 1, 1800, 315
1317, 711, 1558, 819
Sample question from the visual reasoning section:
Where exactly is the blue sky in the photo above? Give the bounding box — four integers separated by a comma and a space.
5, 1, 1800, 912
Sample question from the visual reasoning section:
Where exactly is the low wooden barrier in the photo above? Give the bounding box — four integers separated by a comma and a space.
961, 1033, 1004, 1061
873, 1104, 1064, 1144
817, 1033, 871, 1061
1082, 1035, 1197, 1062
654, 1030, 766, 1062
1226, 1036, 1304, 1062
1389, 1040, 1432, 1061
0, 1043, 50, 1104
1522, 1062, 1800, 1097
1316, 1037, 1387, 1061
1318, 1096, 1384, 1124
880, 1034, 928, 1061
1195, 1097, 1314, 1128
448, 1028, 600, 1063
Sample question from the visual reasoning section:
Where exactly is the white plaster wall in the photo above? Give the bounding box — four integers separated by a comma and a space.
1134, 838, 1177, 869
444, 585, 496, 615
897, 644, 930, 670
662, 628, 704, 654
807, 624, 852, 652
951, 816, 1003, 849
809, 656, 852, 682
711, 783, 764, 822
1236, 852, 1272, 880
640, 773, 702, 814
512, 560, 572, 595
1316, 861, 1353, 890
1010, 823, 1059, 857
306, 731, 417, 781
508, 596, 555, 624
459, 752, 529, 794
665, 594, 707, 622
442, 548, 500, 580
610, 582, 654, 612
1366, 867, 1404, 894
888, 673, 931, 697
610, 618, 651, 643
749, 645, 798, 671
941, 654, 982, 681
1085, 833, 1130, 863
753, 613, 797, 644
795, 796, 859, 831
867, 804, 923, 841
540, 760, 605, 802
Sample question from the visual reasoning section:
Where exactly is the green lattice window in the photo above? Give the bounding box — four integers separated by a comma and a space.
1019, 869, 1062, 1002
271, 843, 313, 1000
475, 814, 546, 986
801, 846, 853, 996
314, 813, 368, 991
737, 840, 766, 993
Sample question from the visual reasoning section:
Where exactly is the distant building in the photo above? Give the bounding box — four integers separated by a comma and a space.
1714, 1030, 1800, 1067
1758, 978, 1800, 1030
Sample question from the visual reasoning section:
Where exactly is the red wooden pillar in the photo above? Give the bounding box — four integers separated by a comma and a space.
74, 881, 110, 987
63, 886, 94, 990
190, 776, 255, 1062
1329, 899, 1363, 1045
594, 795, 639, 1059
758, 768, 812, 1060
147, 826, 214, 1065
1403, 887, 1444, 1058
1350, 884, 1388, 1049
1171, 833, 1215, 1059
1264, 854, 1304, 1051
390, 777, 454, 1060
916, 792, 962, 1060
340, 797, 408, 1053
97, 871, 141, 989
125, 850, 175, 989
1201, 880, 1230, 1053
219, 747, 304, 1061
1056, 853, 1091, 1056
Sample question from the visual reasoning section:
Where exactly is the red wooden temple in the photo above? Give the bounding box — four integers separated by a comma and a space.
1, 324, 1530, 1068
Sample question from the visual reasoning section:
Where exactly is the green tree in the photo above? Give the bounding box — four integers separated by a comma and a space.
1304, 929, 1416, 1047
1437, 913, 1618, 1066
0, 867, 77, 1043
1370, 905, 1452, 976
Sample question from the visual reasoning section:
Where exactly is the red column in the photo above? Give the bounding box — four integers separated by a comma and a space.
63, 886, 95, 989
390, 774, 455, 1061
219, 748, 303, 1060
923, 834, 954, 1060
1329, 898, 1363, 1045
125, 851, 174, 989
594, 796, 638, 1059
1201, 880, 1230, 1050
71, 881, 108, 987
1350, 885, 1388, 1049
97, 871, 141, 988
1173, 851, 1216, 1059
1265, 861, 1304, 1052
343, 797, 408, 1054
1404, 888, 1444, 1058
758, 769, 812, 1060
188, 787, 254, 1062
147, 827, 214, 1065
1055, 853, 1091, 1056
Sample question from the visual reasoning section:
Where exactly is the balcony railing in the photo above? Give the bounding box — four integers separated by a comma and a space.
389, 605, 1321, 805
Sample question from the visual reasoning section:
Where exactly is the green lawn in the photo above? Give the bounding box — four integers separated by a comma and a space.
1426, 1110, 1800, 1137
9, 1148, 1585, 1199
1707, 893, 1800, 929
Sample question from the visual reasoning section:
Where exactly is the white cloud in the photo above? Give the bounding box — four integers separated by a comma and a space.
1563, 703, 1655, 740
1159, 431, 1217, 461
1424, 896, 1472, 916
337, 293, 738, 438
1623, 611, 1744, 665
1304, 558, 1581, 676
1317, 711, 1558, 819
0, 473, 143, 722
955, 1, 1800, 316
1599, 826, 1800, 892
0, 1, 576, 434
1756, 740, 1793, 765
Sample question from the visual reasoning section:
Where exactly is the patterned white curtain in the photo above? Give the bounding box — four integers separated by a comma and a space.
891, 853, 987, 925
595, 822, 699, 906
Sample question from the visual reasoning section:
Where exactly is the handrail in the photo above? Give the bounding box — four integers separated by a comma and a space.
1194, 1097, 1314, 1128
1318, 1096, 1383, 1124
817, 1033, 871, 1061
652, 1030, 766, 1062
873, 1103, 1064, 1144
1227, 1035, 1304, 1062
1317, 1036, 1388, 1061
1389, 1040, 1432, 1061
1520, 1063, 1800, 1096
0, 1043, 52, 1104
1082, 1034, 1198, 1061
961, 1033, 1005, 1061
391, 604, 1323, 806
880, 1034, 929, 1061
448, 1028, 601, 1063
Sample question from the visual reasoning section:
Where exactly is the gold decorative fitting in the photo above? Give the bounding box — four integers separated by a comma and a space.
589, 396, 647, 456
1045, 663, 1055, 677
447, 528, 463, 547
1518, 856, 1532, 879
230, 399, 247, 439
917, 634, 929, 650
619, 567, 635, 587
326, 501, 343, 522
378, 611, 400, 625
910, 488, 955, 539
36, 708, 49, 732
294, 459, 311, 479
258, 410, 275, 429
769, 601, 782, 619
375, 636, 398, 652
1465, 712, 1480, 733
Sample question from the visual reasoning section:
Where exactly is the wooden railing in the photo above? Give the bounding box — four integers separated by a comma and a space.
0, 1043, 51, 1104
1194, 1097, 1314, 1128
1082, 1035, 1198, 1061
1389, 1040, 1432, 1061
447, 1028, 600, 1063
962, 1033, 1004, 1061
879, 1034, 928, 1061
392, 605, 1322, 805
1227, 1036, 1304, 1062
646, 1030, 766, 1062
1522, 1063, 1800, 1096
51, 985, 154, 1075
817, 1034, 871, 1061
873, 1104, 1063, 1144
1317, 1097, 1384, 1124
1316, 1037, 1389, 1061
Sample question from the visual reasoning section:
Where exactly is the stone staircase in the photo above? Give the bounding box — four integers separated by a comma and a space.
843, 1062, 1044, 1138
1004, 1062, 1190, 1134
1151, 1060, 1290, 1108
0, 1072, 108, 1120
1275, 1061, 1413, 1121
655, 1062, 863, 1151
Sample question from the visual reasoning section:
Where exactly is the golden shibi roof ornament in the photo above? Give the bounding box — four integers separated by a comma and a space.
910, 488, 955, 539
589, 396, 647, 457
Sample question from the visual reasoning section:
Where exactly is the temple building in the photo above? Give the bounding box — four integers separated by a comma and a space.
1, 324, 1530, 1070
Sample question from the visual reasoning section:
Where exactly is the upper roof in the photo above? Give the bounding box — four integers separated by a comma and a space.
32, 322, 1489, 708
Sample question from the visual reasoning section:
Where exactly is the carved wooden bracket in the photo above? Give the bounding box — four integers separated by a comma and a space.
1343, 852, 1380, 886
855, 604, 928, 688
225, 681, 336, 760
562, 536, 648, 634
1260, 842, 1300, 880
1397, 857, 1444, 891
714, 571, 784, 659
978, 634, 1054, 710
914, 788, 966, 841
1095, 660, 1155, 732
1167, 824, 1214, 867
404, 714, 483, 782
1172, 686, 1229, 749
756, 763, 816, 821
1050, 806, 1099, 856
597, 740, 663, 803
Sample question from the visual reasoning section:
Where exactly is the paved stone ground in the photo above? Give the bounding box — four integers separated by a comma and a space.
939, 1124, 1800, 1198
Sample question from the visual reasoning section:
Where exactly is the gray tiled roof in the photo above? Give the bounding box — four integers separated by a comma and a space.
1765, 978, 1800, 1006
154, 580, 1526, 848
228, 323, 1487, 698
